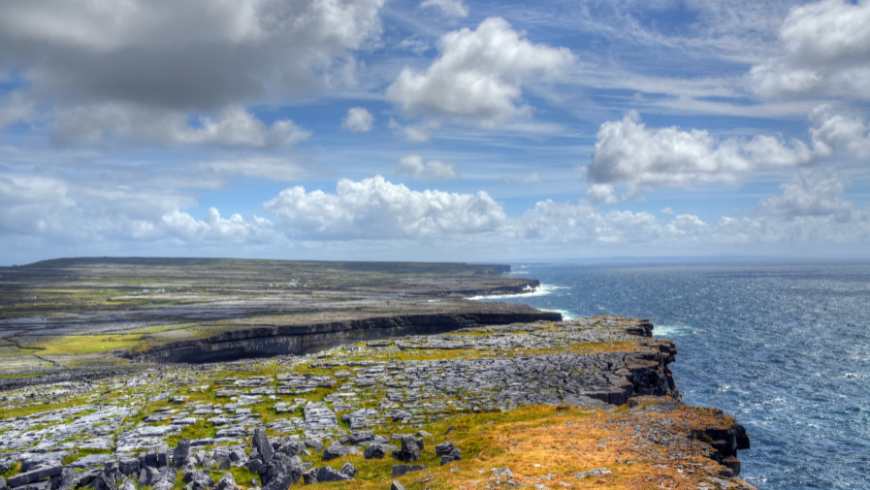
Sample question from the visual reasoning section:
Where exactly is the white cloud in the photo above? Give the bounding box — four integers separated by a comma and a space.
398, 38, 430, 55
388, 118, 439, 142
419, 0, 469, 18
661, 207, 675, 215
757, 171, 854, 221
386, 17, 575, 127
2, 172, 869, 260
53, 104, 310, 147
0, 92, 35, 129
197, 156, 306, 182
342, 107, 374, 132
0, 0, 385, 144
263, 175, 503, 239
394, 154, 458, 181
583, 110, 832, 200
809, 105, 870, 159
750, 0, 870, 100
502, 172, 541, 185
586, 184, 619, 204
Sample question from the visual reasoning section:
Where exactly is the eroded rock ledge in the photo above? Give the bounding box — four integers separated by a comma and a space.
0, 316, 753, 490
130, 307, 562, 364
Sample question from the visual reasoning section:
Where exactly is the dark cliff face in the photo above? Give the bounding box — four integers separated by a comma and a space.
131, 310, 563, 364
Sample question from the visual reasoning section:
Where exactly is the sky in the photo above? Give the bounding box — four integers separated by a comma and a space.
1, 0, 869, 264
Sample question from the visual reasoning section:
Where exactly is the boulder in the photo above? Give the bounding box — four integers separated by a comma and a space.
258, 454, 304, 490
339, 462, 357, 478
216, 473, 236, 490
7, 462, 63, 488
301, 468, 318, 485
390, 465, 427, 478
304, 439, 323, 453
251, 429, 273, 462
183, 470, 215, 490
390, 480, 407, 490
315, 467, 352, 482
363, 444, 386, 459
156, 444, 169, 468
434, 442, 454, 455
151, 467, 177, 490
118, 459, 139, 477
117, 477, 135, 490
174, 439, 191, 468
392, 436, 421, 462
321, 445, 353, 462
138, 467, 160, 487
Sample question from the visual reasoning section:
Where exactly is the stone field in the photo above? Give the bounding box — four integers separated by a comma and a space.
0, 316, 754, 490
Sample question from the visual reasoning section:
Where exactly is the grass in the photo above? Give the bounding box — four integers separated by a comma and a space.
23, 334, 145, 355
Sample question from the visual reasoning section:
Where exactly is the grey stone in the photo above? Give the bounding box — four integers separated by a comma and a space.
392, 436, 421, 462
304, 439, 323, 453
151, 467, 177, 490
301, 468, 318, 485
7, 461, 63, 487
216, 473, 236, 490
390, 480, 407, 490
93, 471, 117, 490
390, 465, 428, 478
183, 470, 215, 490
339, 462, 357, 478
251, 429, 273, 462
321, 445, 353, 462
174, 439, 191, 468
139, 467, 160, 487
572, 468, 612, 478
315, 467, 352, 482
156, 444, 169, 468
259, 454, 304, 490
118, 477, 135, 490
53, 469, 76, 490
118, 459, 139, 477
363, 444, 386, 459
435, 442, 454, 455
0, 476, 7, 490
439, 456, 454, 466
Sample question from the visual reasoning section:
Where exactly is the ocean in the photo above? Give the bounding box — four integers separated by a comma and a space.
474, 261, 870, 489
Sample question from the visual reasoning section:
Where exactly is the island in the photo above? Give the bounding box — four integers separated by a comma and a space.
0, 258, 754, 490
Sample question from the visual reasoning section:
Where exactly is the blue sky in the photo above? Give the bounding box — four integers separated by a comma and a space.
1, 0, 869, 264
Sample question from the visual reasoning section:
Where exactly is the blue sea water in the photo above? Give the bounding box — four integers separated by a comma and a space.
477, 261, 870, 489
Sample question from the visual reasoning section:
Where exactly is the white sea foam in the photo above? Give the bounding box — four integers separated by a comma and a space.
653, 324, 694, 337
465, 284, 563, 300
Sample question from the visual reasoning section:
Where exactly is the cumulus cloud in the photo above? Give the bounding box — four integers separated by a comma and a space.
53, 104, 310, 147
0, 0, 385, 145
502, 172, 541, 185
342, 107, 374, 132
586, 184, 620, 204
809, 105, 870, 159
661, 207, 675, 215
757, 171, 854, 221
419, 0, 469, 18
263, 175, 503, 239
3, 172, 870, 259
583, 110, 835, 200
750, 0, 870, 99
386, 17, 575, 126
0, 0, 386, 109
394, 154, 459, 181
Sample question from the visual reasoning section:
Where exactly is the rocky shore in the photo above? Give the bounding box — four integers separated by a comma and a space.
0, 315, 754, 490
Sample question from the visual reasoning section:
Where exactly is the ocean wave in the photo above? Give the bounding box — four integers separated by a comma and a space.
652, 324, 695, 337
466, 284, 564, 300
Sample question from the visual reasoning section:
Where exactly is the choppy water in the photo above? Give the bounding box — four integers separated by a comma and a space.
477, 261, 870, 489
